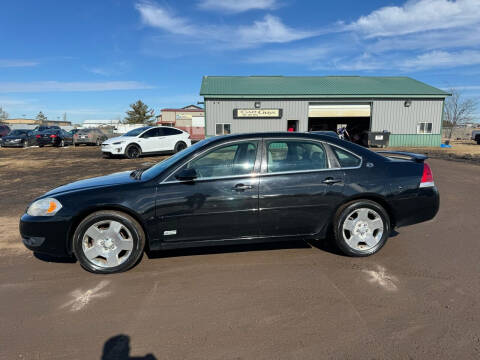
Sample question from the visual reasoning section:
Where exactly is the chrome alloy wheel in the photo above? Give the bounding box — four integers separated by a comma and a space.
82, 220, 134, 268
342, 208, 384, 251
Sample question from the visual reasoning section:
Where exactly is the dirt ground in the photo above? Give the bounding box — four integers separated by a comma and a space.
1, 145, 480, 359
385, 140, 480, 164
0, 145, 168, 253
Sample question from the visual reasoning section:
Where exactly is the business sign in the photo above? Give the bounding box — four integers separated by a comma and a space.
233, 109, 282, 119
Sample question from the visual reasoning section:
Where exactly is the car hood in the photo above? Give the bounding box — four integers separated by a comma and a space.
44, 170, 137, 196
102, 136, 134, 144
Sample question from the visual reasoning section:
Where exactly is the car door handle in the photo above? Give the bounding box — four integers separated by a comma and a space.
232, 183, 254, 191
322, 177, 342, 185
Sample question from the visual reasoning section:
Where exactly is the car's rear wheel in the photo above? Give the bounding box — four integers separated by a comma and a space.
125, 144, 141, 159
73, 211, 145, 274
334, 200, 390, 257
174, 141, 187, 153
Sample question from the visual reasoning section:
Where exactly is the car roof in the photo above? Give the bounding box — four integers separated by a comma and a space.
207, 132, 383, 160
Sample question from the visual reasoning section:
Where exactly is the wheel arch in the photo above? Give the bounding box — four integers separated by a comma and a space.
333, 194, 396, 229
66, 205, 150, 255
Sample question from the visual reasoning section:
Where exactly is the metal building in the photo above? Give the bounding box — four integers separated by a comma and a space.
199, 76, 450, 147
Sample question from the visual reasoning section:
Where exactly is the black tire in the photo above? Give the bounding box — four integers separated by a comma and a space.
174, 141, 187, 153
39, 144, 44, 148
476, 138, 480, 145
125, 144, 141, 159
22, 140, 28, 148
333, 200, 390, 257
73, 210, 146, 274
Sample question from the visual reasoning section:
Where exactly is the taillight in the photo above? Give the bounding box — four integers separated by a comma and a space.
50, 134, 57, 138
36, 135, 41, 138
420, 162, 434, 188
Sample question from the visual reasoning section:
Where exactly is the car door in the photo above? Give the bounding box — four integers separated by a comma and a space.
162, 127, 184, 151
258, 138, 345, 237
155, 139, 261, 243
138, 128, 160, 153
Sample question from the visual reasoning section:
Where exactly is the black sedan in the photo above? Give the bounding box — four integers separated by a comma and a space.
20, 132, 439, 274
1, 129, 36, 148
35, 128, 74, 147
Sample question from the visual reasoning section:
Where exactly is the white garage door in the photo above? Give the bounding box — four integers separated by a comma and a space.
308, 104, 371, 117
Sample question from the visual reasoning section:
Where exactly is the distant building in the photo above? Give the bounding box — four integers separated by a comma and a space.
2, 118, 71, 127
200, 76, 451, 147
157, 105, 205, 140
82, 119, 122, 128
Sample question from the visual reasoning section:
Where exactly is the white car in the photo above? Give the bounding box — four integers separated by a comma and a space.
101, 126, 191, 158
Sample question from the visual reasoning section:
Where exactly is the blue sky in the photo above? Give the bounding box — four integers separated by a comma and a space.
1, 0, 479, 124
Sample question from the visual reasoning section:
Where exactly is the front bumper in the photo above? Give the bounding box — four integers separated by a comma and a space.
101, 143, 125, 155
20, 214, 72, 257
1, 141, 24, 147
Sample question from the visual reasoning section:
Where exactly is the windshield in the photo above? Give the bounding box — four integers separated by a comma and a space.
123, 127, 150, 137
141, 138, 214, 181
9, 130, 27, 136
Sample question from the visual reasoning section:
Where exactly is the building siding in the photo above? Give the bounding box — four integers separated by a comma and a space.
388, 134, 442, 147
371, 99, 443, 134
205, 98, 444, 146
205, 99, 308, 136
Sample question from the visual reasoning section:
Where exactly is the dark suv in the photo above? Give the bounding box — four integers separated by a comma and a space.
0, 124, 11, 138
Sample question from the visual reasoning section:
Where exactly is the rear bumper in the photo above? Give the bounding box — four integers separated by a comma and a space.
393, 186, 440, 227
19, 214, 72, 257
36, 138, 57, 146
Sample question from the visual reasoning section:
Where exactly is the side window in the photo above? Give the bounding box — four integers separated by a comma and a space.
331, 146, 361, 168
163, 128, 182, 135
417, 122, 433, 134
142, 128, 159, 138
180, 141, 258, 179
215, 123, 231, 136
266, 140, 327, 173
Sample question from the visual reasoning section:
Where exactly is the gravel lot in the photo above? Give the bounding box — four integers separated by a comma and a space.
1, 146, 479, 359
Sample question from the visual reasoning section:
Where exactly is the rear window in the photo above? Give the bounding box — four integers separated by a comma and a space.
331, 146, 361, 168
267, 140, 327, 173
163, 127, 183, 135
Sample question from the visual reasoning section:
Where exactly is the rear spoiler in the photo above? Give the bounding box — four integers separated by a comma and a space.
376, 151, 428, 162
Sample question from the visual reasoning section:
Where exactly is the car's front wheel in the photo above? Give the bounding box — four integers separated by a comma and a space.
334, 200, 390, 257
73, 210, 145, 274
125, 144, 141, 159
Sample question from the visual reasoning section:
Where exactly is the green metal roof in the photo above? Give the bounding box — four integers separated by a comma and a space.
200, 76, 449, 98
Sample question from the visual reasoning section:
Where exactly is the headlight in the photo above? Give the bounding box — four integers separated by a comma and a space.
112, 141, 124, 145
27, 198, 63, 216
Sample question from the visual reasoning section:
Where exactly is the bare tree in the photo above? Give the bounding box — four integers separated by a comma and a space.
444, 88, 478, 140
0, 106, 8, 122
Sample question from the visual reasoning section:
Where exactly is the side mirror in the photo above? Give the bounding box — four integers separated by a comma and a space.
175, 168, 197, 181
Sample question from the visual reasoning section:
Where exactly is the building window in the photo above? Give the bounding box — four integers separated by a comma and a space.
215, 123, 231, 136
417, 122, 433, 134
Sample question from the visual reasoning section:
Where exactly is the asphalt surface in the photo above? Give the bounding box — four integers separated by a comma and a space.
1, 148, 479, 359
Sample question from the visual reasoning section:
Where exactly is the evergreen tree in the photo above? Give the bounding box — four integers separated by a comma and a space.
124, 100, 154, 124
0, 107, 8, 122
36, 111, 47, 122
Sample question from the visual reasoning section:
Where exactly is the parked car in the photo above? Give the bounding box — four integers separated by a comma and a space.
74, 128, 108, 146
101, 126, 191, 159
35, 128, 74, 147
472, 130, 480, 145
20, 132, 439, 274
0, 124, 11, 138
0, 129, 36, 148
33, 125, 61, 132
